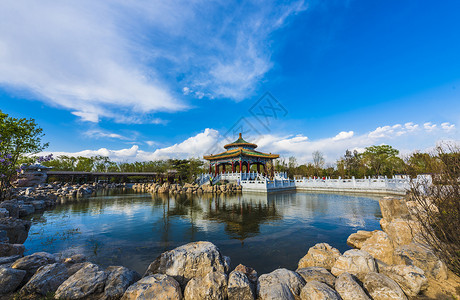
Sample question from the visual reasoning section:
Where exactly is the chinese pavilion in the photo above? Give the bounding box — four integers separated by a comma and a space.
203, 133, 279, 176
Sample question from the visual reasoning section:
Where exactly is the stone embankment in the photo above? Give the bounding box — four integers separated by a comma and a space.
133, 182, 242, 195
1, 191, 459, 299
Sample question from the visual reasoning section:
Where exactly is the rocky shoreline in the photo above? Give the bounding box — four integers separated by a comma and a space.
1, 186, 459, 299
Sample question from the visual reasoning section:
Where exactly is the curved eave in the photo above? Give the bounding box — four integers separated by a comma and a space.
223, 142, 258, 149
203, 148, 279, 161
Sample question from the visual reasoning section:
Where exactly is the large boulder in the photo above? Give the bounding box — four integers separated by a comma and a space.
257, 268, 305, 300
0, 207, 10, 218
18, 204, 35, 217
380, 218, 421, 247
363, 272, 407, 300
0, 255, 21, 268
55, 262, 107, 299
121, 274, 182, 300
379, 197, 410, 222
0, 200, 19, 218
228, 270, 255, 300
380, 264, 427, 297
0, 242, 25, 257
295, 267, 336, 288
347, 231, 373, 249
394, 242, 448, 280
20, 263, 69, 296
360, 230, 394, 264
104, 266, 141, 300
184, 271, 228, 300
0, 266, 26, 294
335, 272, 370, 300
0, 217, 31, 244
297, 243, 341, 270
300, 281, 341, 300
331, 249, 377, 280
12, 252, 57, 280
233, 264, 257, 284
144, 241, 229, 286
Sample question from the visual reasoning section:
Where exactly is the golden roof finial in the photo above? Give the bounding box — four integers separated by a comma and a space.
239, 132, 242, 139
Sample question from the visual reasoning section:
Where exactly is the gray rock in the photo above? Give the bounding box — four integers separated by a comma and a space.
394, 242, 448, 280
0, 230, 8, 243
184, 271, 227, 300
380, 264, 427, 297
144, 241, 228, 287
228, 270, 255, 300
257, 268, 305, 300
300, 280, 341, 300
0, 242, 25, 257
363, 272, 407, 300
104, 266, 141, 300
31, 200, 46, 210
20, 262, 70, 296
121, 274, 182, 300
0, 217, 31, 244
55, 262, 107, 299
0, 208, 9, 218
63, 254, 86, 264
331, 249, 377, 280
19, 204, 35, 217
233, 264, 257, 284
335, 272, 370, 300
296, 267, 336, 288
0, 200, 19, 218
12, 252, 57, 279
0, 266, 26, 294
0, 255, 21, 267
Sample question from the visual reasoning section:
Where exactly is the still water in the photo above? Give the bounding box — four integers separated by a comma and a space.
24, 191, 382, 275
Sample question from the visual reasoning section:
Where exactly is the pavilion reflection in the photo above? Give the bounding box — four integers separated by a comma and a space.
150, 193, 281, 243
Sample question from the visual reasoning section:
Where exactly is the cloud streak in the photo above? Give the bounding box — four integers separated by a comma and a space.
0, 0, 306, 122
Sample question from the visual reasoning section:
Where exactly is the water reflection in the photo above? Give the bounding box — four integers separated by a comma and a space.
24, 192, 382, 274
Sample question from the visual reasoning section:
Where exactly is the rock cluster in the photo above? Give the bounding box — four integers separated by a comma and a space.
133, 182, 242, 195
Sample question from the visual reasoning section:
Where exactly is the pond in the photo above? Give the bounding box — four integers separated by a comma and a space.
23, 191, 382, 275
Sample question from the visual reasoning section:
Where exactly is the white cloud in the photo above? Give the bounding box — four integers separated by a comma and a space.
84, 129, 131, 140
424, 122, 437, 132
42, 121, 459, 164
332, 131, 354, 141
0, 1, 306, 122
441, 122, 455, 132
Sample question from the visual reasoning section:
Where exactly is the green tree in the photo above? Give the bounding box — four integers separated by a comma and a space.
0, 111, 48, 200
361, 145, 400, 176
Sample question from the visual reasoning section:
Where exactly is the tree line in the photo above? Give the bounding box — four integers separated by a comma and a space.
274, 144, 460, 179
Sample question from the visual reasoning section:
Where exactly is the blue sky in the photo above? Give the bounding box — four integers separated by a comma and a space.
0, 0, 459, 163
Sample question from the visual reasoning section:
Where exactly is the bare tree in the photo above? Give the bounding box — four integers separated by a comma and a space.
312, 151, 325, 175
409, 143, 460, 276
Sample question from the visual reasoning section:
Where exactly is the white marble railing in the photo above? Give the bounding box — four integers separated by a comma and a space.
199, 173, 415, 194
294, 176, 411, 193
197, 171, 288, 185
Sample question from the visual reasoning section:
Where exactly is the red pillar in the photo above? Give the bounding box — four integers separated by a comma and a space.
247, 162, 251, 173
223, 164, 226, 173
257, 164, 260, 173
239, 161, 242, 172
215, 164, 218, 176
232, 161, 234, 172
209, 164, 212, 174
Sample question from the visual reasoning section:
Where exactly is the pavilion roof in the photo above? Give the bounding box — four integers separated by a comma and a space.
223, 133, 257, 149
203, 147, 279, 160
